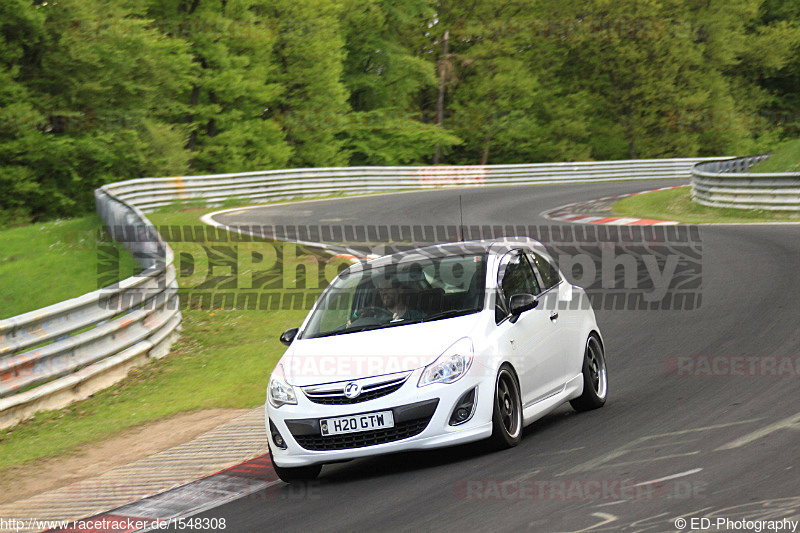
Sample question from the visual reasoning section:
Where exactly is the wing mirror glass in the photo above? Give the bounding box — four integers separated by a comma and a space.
280, 327, 299, 346
509, 293, 538, 318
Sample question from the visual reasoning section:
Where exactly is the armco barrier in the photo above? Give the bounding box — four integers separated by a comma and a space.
0, 157, 719, 427
691, 155, 800, 211
0, 192, 181, 428
103, 159, 720, 212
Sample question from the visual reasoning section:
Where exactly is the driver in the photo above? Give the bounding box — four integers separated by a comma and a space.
377, 278, 424, 321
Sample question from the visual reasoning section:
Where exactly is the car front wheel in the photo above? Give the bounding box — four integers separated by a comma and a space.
489, 364, 523, 449
272, 462, 322, 483
269, 446, 322, 483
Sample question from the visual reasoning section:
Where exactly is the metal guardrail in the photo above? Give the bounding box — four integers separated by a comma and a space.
0, 191, 181, 428
104, 158, 721, 212
0, 157, 719, 427
691, 155, 800, 211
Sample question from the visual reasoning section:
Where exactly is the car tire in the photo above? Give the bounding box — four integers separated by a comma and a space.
489, 364, 523, 449
273, 463, 322, 483
269, 446, 322, 483
570, 334, 608, 412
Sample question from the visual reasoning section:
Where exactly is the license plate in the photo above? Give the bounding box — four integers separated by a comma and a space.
320, 411, 394, 436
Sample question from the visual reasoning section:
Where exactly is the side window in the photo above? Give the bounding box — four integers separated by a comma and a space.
529, 252, 561, 290
496, 251, 540, 321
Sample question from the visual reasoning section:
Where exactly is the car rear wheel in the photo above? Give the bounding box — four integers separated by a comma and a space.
489, 365, 523, 449
570, 334, 607, 412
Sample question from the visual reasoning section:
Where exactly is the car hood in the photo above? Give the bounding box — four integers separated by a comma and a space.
282, 314, 483, 387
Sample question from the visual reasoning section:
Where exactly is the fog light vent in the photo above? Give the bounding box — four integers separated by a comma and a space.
449, 387, 477, 426
269, 419, 288, 450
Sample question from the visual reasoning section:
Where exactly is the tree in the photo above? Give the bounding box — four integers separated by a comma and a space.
0, 0, 45, 225
3, 0, 800, 227
264, 0, 351, 167
1, 0, 195, 224
146, 0, 291, 173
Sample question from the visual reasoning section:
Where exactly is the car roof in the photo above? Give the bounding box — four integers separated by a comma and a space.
344, 236, 544, 273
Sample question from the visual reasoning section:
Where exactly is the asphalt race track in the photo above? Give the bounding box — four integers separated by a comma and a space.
188, 180, 800, 532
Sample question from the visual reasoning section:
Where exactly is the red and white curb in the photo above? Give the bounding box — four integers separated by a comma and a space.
543, 186, 685, 226
49, 454, 280, 532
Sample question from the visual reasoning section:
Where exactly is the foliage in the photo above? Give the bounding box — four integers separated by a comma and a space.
0, 215, 135, 318
748, 137, 800, 172
2, 0, 800, 225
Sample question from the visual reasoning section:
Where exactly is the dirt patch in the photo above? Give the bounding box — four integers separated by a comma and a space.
0, 408, 248, 505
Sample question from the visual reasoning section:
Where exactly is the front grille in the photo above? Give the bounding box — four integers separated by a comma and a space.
292, 418, 431, 451
285, 398, 439, 452
303, 374, 408, 405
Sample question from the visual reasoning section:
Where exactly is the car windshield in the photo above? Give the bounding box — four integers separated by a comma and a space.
301, 252, 487, 339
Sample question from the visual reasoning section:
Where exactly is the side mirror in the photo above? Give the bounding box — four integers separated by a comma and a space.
280, 327, 299, 346
509, 293, 538, 319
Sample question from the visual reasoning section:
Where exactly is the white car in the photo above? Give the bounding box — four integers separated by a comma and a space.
265, 237, 607, 482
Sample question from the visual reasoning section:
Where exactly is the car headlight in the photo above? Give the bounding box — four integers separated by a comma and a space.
268, 364, 297, 408
418, 337, 474, 387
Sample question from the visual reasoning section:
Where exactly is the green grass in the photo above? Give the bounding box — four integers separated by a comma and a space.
0, 204, 313, 471
612, 186, 800, 223
0, 215, 136, 319
748, 138, 800, 173
0, 307, 304, 472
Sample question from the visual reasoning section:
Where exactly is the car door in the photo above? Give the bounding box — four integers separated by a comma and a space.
495, 250, 565, 407
527, 250, 571, 389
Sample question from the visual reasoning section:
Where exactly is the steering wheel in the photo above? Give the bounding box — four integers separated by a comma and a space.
354, 306, 393, 320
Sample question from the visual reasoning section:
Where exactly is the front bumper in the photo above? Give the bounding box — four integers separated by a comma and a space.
265, 373, 494, 467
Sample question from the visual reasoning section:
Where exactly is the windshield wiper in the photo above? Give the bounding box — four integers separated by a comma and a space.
345, 324, 389, 333
309, 323, 390, 338
307, 310, 478, 338
422, 309, 477, 322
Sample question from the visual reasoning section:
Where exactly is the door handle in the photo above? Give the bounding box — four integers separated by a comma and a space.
550, 311, 559, 321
